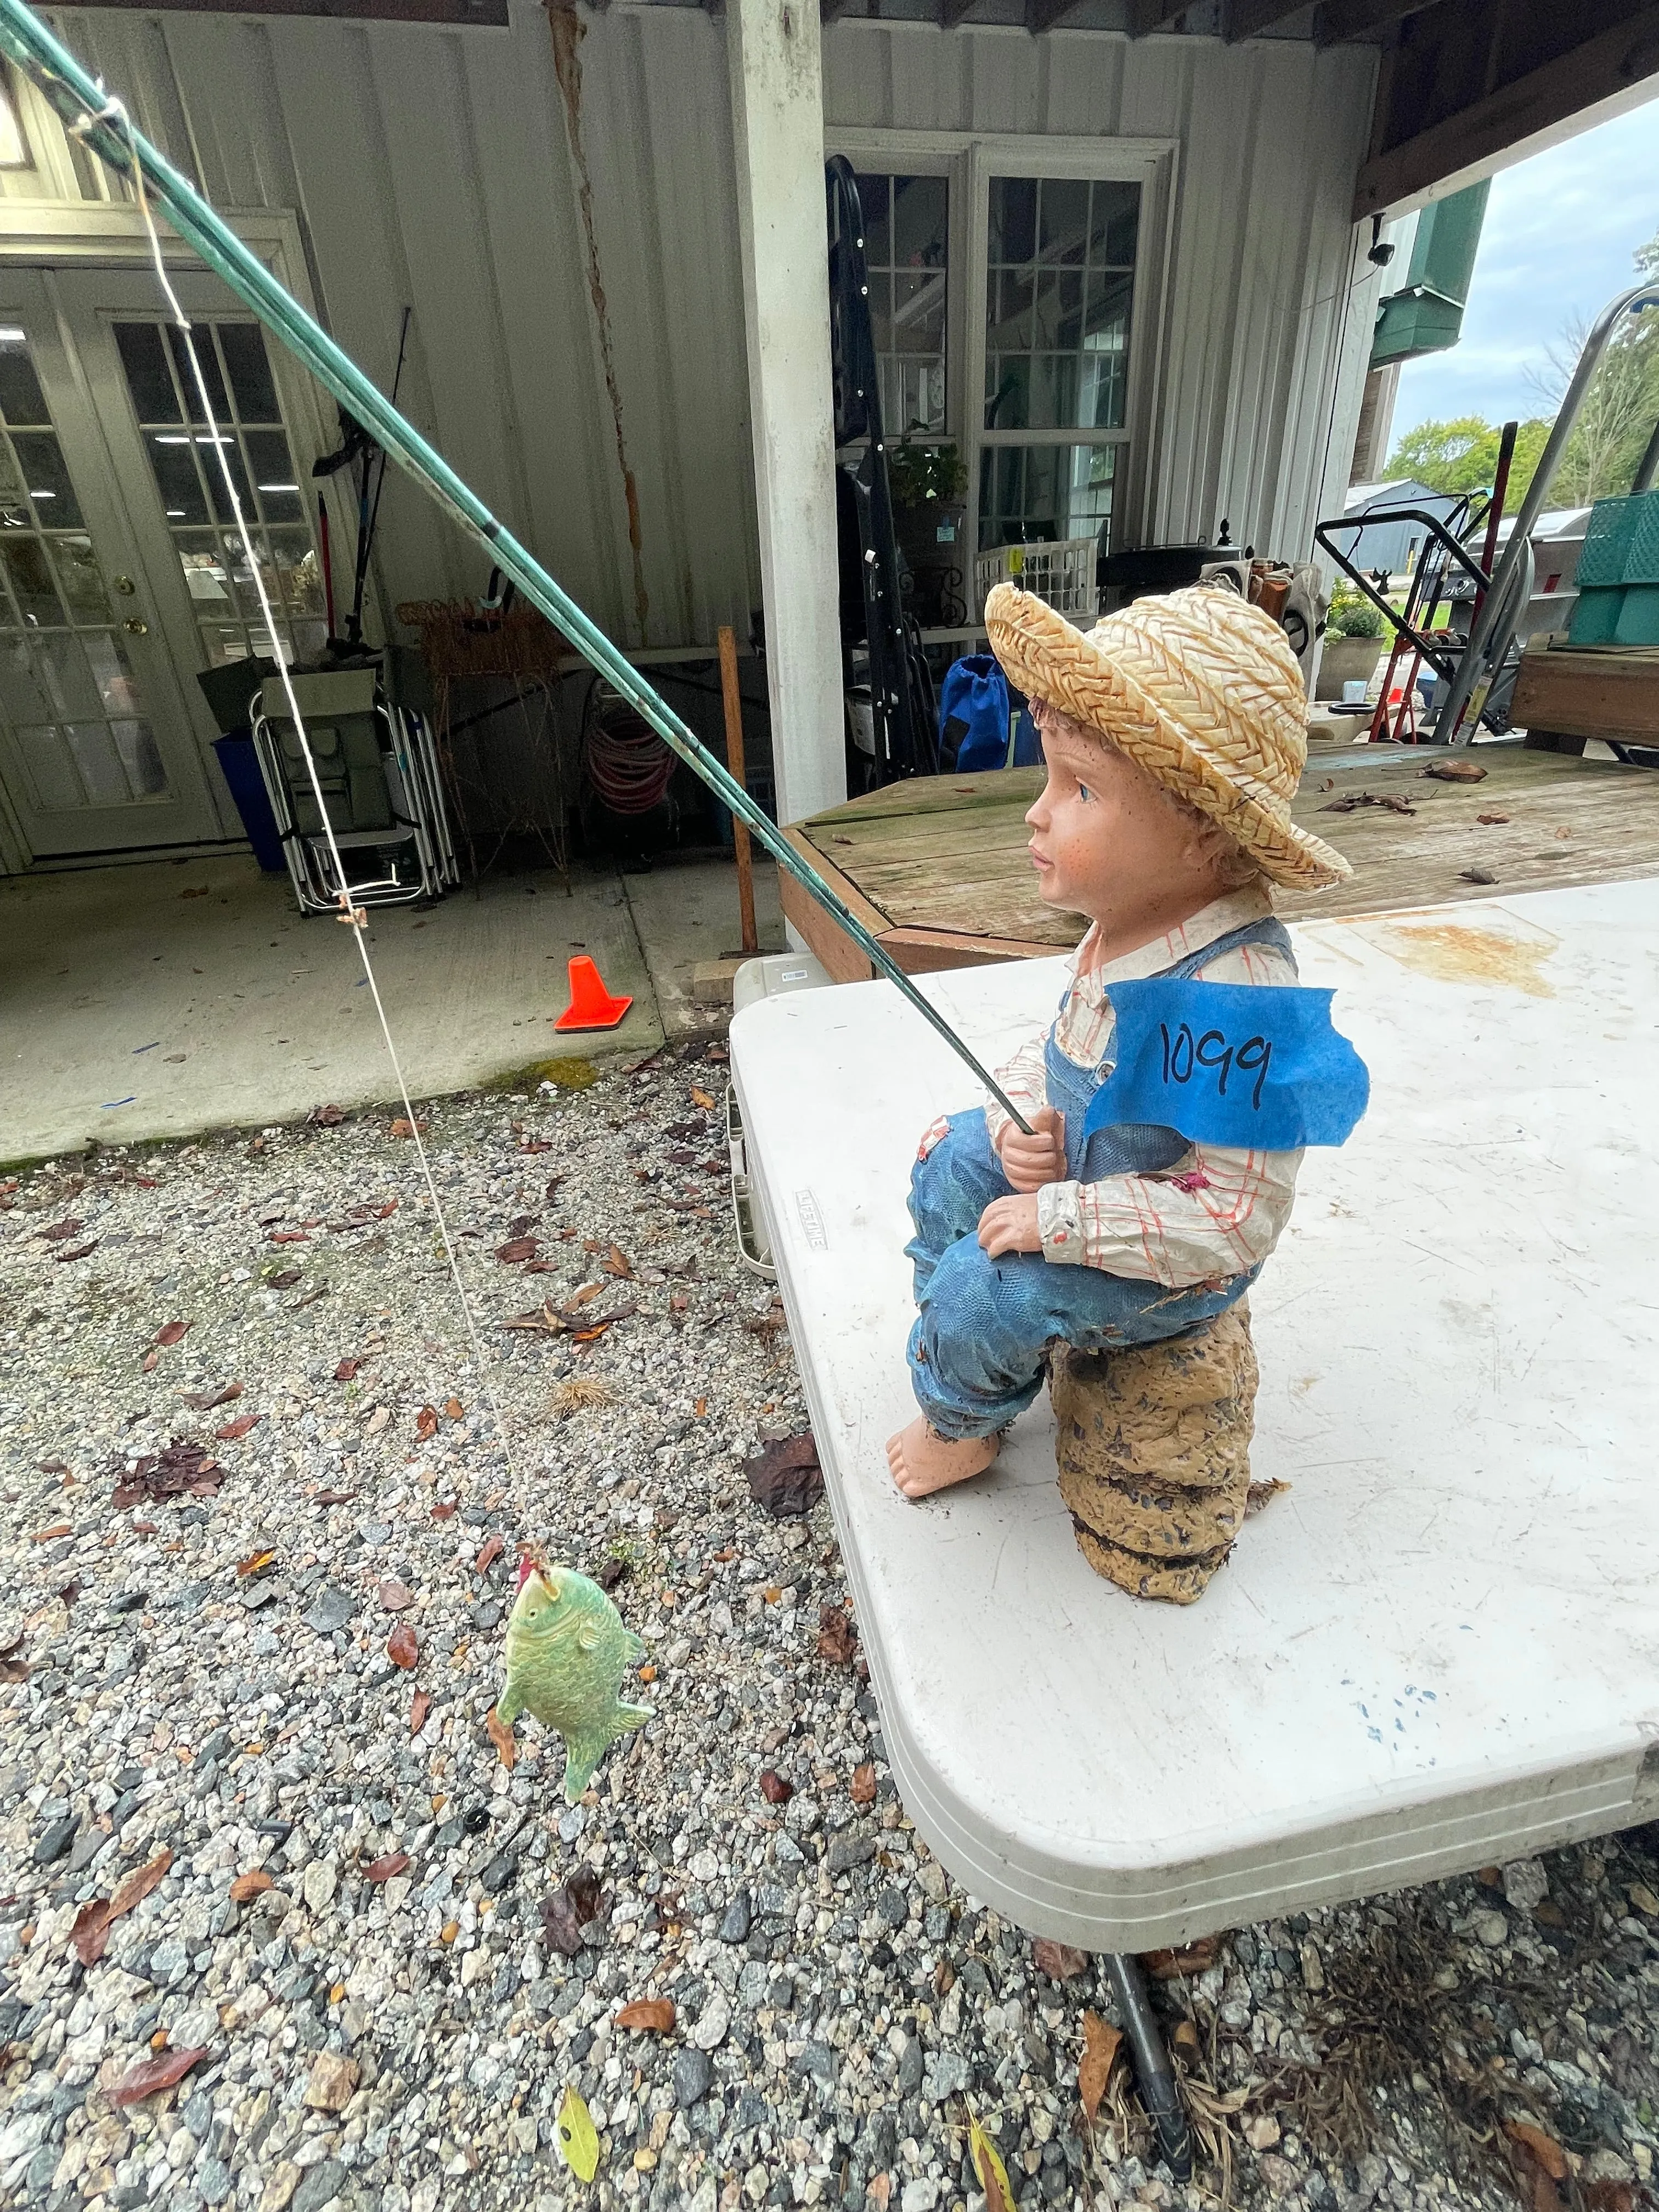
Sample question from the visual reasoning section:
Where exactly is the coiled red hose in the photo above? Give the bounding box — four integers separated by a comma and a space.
582, 686, 676, 816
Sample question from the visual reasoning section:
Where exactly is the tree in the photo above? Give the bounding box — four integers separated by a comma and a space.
1383, 415, 1550, 505
1525, 227, 1659, 505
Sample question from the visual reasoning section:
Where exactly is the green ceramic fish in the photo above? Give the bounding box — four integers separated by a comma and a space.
495, 1560, 653, 1803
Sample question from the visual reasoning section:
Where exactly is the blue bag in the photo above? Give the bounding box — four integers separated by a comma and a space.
938, 655, 1012, 772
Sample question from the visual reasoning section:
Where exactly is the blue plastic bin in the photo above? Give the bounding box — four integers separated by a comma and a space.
211, 732, 286, 873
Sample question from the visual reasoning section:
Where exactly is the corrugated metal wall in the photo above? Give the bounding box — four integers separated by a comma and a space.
12, 4, 1378, 657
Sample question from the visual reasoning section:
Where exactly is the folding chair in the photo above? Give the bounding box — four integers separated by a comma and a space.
251, 667, 456, 915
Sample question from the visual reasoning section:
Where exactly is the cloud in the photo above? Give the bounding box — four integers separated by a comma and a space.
1391, 95, 1659, 441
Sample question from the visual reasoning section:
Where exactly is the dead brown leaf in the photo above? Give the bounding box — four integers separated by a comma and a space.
817, 1604, 857, 1666
111, 2045, 206, 2107
1245, 1477, 1291, 1518
72, 1899, 112, 1966
487, 1706, 517, 1769
379, 1579, 415, 1612
415, 1405, 438, 1441
444, 1397, 464, 1421
109, 1849, 173, 1921
759, 1769, 793, 1805
215, 1414, 262, 1441
31, 1523, 71, 1543
849, 1762, 877, 1805
313, 1489, 356, 1508
476, 1532, 504, 1576
1476, 811, 1510, 826
1034, 1938, 1090, 1980
153, 1321, 190, 1347
616, 1997, 675, 2033
388, 1117, 426, 1139
689, 1086, 715, 1110
229, 1870, 272, 1904
364, 1851, 410, 1883
1506, 2123, 1567, 2182
410, 1689, 431, 1735
38, 1217, 86, 1242
1141, 1936, 1217, 1978
601, 1244, 633, 1279
236, 1549, 277, 1579
178, 1384, 242, 1411
430, 1502, 457, 1521
335, 1358, 361, 1381
1079, 2010, 1123, 2125
495, 1237, 539, 1264
1421, 758, 1488, 783
387, 1624, 419, 1671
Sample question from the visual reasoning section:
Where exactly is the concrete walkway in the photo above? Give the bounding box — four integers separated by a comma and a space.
0, 849, 781, 1164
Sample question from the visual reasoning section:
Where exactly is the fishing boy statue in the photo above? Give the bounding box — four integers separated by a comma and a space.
887, 583, 1368, 1601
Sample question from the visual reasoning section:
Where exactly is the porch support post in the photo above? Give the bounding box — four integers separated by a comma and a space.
726, 0, 847, 827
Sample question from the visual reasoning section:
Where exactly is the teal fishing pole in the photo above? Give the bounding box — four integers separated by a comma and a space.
0, 0, 1034, 1135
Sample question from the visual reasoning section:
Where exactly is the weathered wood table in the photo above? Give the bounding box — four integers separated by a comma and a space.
779, 746, 1659, 979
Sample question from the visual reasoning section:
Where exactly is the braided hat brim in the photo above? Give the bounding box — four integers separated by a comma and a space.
985, 584, 1351, 891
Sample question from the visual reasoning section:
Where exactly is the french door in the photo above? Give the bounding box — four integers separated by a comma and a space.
0, 264, 328, 862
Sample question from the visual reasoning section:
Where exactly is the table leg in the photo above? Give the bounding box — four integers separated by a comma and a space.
1105, 1953, 1193, 2181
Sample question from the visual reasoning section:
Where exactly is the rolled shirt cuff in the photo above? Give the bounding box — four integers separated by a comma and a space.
1037, 1180, 1086, 1263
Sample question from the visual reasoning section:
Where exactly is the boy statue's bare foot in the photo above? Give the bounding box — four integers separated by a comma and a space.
886, 1418, 1001, 1502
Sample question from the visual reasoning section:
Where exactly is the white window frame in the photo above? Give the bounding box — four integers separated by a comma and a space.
827, 128, 1178, 628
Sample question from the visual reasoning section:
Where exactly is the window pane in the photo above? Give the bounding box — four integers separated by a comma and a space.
35, 634, 100, 719
115, 322, 181, 424
853, 170, 947, 436
16, 723, 81, 811
270, 528, 325, 619
1039, 179, 1090, 266
985, 177, 1139, 433
147, 433, 211, 524
179, 536, 232, 606
203, 437, 256, 526
66, 720, 128, 807
857, 173, 890, 268
2, 534, 63, 624
977, 440, 1118, 558
217, 323, 281, 423
892, 174, 947, 270
988, 177, 1036, 266
0, 633, 52, 718
52, 534, 111, 623
168, 324, 230, 426
11, 430, 84, 529
0, 433, 27, 517
246, 430, 304, 523
83, 631, 143, 715
0, 331, 48, 426
112, 719, 167, 798
1091, 180, 1140, 267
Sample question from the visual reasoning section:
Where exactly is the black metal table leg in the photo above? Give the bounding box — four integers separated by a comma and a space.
1106, 1952, 1193, 2182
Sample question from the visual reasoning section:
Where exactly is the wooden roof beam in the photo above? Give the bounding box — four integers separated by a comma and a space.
1312, 0, 1443, 47
1222, 0, 1310, 41
1126, 1, 1191, 33
1355, 1, 1659, 217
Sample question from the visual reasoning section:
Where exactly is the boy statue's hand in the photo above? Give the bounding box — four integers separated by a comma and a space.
997, 1104, 1065, 1193
978, 1193, 1043, 1258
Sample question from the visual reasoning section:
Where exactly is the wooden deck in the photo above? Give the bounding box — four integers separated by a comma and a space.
780, 746, 1659, 981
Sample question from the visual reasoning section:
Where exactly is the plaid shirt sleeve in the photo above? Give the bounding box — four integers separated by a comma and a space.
983, 1026, 1049, 1154
1036, 938, 1304, 1284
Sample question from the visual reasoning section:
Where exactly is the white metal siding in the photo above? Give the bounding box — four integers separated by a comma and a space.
13, 6, 1376, 651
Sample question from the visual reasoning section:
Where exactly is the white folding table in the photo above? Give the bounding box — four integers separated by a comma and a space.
731, 883, 1659, 1962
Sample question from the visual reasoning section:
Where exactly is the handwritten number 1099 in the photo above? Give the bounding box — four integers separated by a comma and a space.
1158, 1022, 1273, 1111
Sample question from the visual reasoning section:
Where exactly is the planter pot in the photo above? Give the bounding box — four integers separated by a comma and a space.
1314, 634, 1385, 701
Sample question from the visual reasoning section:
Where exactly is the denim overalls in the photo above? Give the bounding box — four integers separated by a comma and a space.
904, 918, 1296, 1441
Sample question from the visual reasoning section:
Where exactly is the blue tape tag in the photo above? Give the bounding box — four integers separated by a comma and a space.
1080, 980, 1370, 1151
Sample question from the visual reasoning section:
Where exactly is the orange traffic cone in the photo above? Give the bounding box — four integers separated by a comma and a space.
554, 955, 633, 1032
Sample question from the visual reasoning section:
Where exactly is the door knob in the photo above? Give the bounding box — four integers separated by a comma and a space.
122, 616, 148, 636
113, 574, 136, 596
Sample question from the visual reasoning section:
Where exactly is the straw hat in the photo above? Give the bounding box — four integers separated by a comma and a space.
985, 580, 1350, 889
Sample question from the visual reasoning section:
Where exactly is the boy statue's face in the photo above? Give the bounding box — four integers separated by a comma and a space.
1024, 699, 1231, 942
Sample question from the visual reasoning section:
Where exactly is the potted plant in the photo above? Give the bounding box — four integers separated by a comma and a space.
887, 434, 968, 629
1315, 586, 1390, 699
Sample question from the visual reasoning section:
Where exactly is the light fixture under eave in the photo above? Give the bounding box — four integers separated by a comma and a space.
0, 71, 31, 171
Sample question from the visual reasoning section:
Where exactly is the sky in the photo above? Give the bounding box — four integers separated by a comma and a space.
1390, 93, 1659, 447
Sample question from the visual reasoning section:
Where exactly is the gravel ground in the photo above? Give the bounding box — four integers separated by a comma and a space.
4, 1048, 1659, 2212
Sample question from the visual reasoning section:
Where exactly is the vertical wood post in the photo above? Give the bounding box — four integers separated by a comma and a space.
718, 623, 760, 957
725, 0, 847, 831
